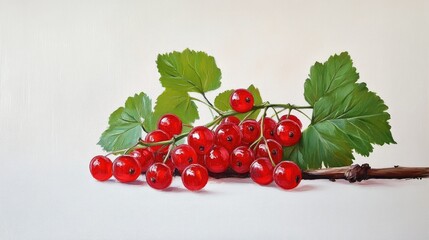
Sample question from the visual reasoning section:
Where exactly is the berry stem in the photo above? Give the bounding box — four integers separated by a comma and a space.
239, 109, 258, 124
107, 142, 144, 156
162, 141, 175, 163
263, 137, 277, 167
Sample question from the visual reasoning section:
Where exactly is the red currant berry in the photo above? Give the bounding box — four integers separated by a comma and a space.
182, 164, 209, 191
280, 114, 302, 129
273, 161, 302, 190
239, 119, 261, 144
230, 146, 255, 173
144, 129, 171, 153
221, 116, 240, 125
205, 145, 230, 173
197, 154, 207, 167
146, 163, 173, 190
260, 117, 277, 140
187, 126, 215, 155
275, 120, 302, 146
230, 89, 254, 113
89, 155, 113, 181
215, 123, 242, 152
158, 114, 183, 136
153, 152, 176, 174
255, 139, 283, 164
130, 148, 154, 172
171, 144, 198, 173
250, 157, 274, 185
112, 155, 141, 183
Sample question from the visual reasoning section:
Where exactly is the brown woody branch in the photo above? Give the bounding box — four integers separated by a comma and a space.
208, 164, 429, 183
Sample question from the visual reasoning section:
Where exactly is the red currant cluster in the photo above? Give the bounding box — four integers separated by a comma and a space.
89, 89, 303, 191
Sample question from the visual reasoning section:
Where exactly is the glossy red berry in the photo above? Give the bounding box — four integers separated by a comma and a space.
215, 123, 242, 152
260, 117, 277, 139
182, 164, 209, 191
144, 129, 171, 153
230, 146, 255, 173
130, 148, 154, 172
250, 157, 274, 185
187, 126, 215, 155
171, 144, 198, 173
197, 154, 207, 167
275, 120, 302, 146
280, 114, 302, 129
112, 155, 141, 183
230, 89, 254, 113
205, 145, 230, 173
153, 152, 175, 174
273, 161, 302, 190
221, 116, 240, 125
146, 163, 173, 190
89, 155, 113, 181
255, 139, 283, 164
158, 114, 183, 136
239, 119, 261, 144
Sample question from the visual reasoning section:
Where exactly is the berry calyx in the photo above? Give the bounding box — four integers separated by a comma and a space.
260, 117, 277, 140
239, 119, 261, 144
158, 114, 183, 136
144, 129, 171, 153
255, 139, 283, 165
112, 155, 141, 183
230, 146, 255, 173
275, 120, 302, 146
89, 155, 113, 181
215, 123, 242, 152
130, 148, 154, 172
146, 162, 173, 190
171, 144, 198, 173
181, 164, 209, 191
230, 89, 254, 113
250, 157, 274, 185
280, 114, 302, 129
188, 126, 215, 155
273, 161, 302, 190
205, 145, 230, 173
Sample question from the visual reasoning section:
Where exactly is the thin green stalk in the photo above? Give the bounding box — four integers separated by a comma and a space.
163, 140, 176, 163
263, 137, 276, 167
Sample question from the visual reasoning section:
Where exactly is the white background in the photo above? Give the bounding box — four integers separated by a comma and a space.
1, 0, 428, 239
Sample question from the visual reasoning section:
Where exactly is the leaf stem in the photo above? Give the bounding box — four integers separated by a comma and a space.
191, 96, 223, 116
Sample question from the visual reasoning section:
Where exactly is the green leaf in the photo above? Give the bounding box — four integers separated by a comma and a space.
304, 52, 359, 106
288, 53, 395, 169
283, 144, 306, 169
300, 124, 355, 168
214, 85, 263, 120
98, 92, 155, 152
156, 49, 222, 93
153, 89, 199, 124
312, 83, 396, 156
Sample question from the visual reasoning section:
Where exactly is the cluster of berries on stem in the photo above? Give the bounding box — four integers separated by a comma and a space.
90, 89, 309, 191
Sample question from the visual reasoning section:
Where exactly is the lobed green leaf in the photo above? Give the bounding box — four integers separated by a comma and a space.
153, 89, 199, 124
304, 52, 359, 106
156, 49, 222, 93
98, 92, 155, 152
287, 52, 395, 169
